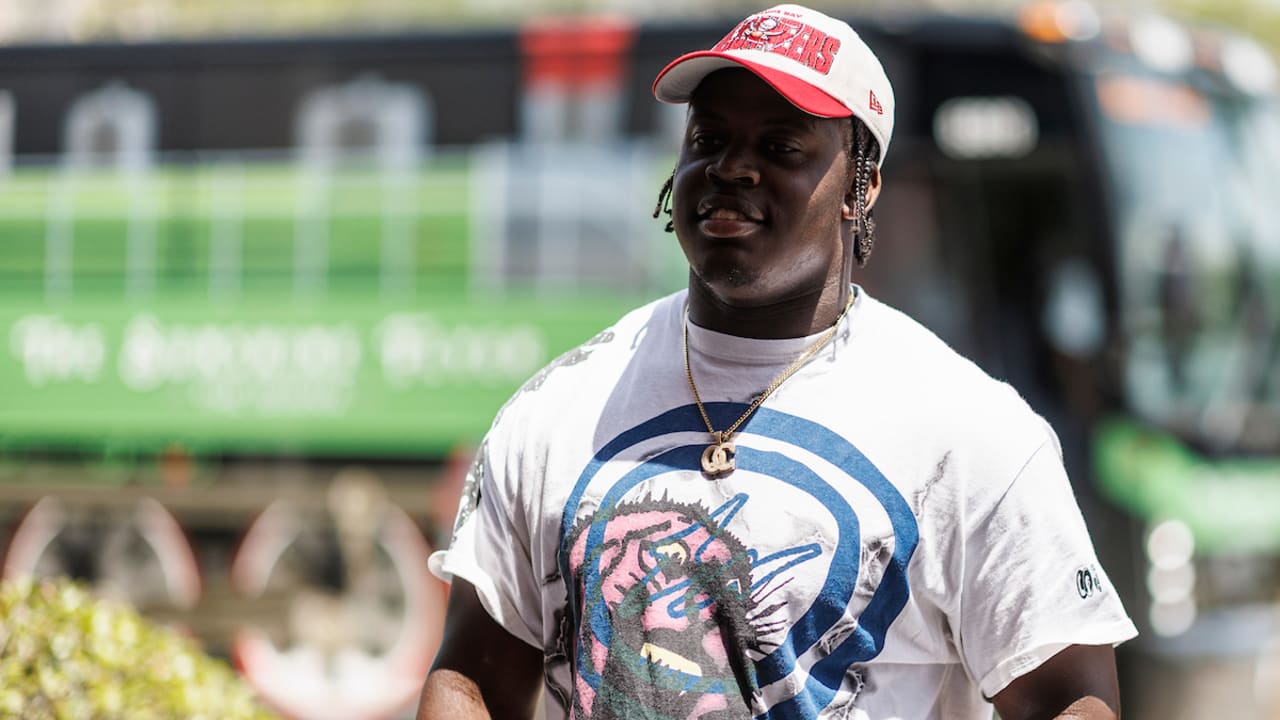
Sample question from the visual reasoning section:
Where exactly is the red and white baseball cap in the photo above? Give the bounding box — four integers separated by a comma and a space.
653, 4, 894, 166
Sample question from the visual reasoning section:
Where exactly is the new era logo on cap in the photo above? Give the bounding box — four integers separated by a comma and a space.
652, 4, 896, 167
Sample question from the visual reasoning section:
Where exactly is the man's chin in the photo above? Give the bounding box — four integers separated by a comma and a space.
696, 266, 758, 292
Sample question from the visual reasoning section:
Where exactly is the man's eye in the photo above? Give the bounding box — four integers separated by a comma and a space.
690, 134, 721, 150
767, 141, 799, 154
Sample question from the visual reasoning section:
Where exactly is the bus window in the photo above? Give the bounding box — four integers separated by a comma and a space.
861, 162, 972, 357
1098, 73, 1280, 454
857, 39, 1102, 417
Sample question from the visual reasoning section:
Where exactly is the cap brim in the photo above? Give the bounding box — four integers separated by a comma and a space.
652, 51, 851, 118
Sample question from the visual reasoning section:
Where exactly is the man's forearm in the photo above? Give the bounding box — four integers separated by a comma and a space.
417, 669, 493, 720
1053, 696, 1118, 720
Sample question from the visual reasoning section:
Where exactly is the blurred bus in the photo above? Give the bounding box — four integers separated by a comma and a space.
0, 2, 1278, 717
852, 5, 1280, 717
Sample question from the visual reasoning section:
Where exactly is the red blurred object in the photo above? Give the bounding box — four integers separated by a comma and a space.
520, 17, 636, 90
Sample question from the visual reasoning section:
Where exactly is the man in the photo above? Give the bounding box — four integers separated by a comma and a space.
419, 5, 1136, 719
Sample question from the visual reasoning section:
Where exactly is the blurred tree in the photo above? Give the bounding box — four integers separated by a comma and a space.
0, 577, 280, 720
1171, 0, 1280, 52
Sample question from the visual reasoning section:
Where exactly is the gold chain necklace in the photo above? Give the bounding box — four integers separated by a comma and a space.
683, 292, 854, 478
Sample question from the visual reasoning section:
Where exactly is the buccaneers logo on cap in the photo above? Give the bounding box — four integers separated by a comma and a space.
712, 12, 843, 75
742, 16, 788, 44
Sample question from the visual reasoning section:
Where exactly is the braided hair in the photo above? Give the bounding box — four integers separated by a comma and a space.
653, 117, 882, 266
846, 118, 881, 267
653, 172, 675, 234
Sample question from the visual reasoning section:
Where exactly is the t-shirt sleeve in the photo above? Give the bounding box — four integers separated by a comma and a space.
956, 435, 1138, 698
428, 436, 545, 650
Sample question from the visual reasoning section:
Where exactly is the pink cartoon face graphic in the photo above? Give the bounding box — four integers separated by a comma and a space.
566, 494, 811, 720
556, 408, 920, 719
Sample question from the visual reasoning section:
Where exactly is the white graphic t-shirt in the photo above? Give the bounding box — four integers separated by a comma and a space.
430, 288, 1137, 720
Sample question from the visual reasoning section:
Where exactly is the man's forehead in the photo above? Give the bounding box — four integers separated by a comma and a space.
687, 68, 830, 129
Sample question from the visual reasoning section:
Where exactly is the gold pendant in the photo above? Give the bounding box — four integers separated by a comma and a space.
701, 440, 736, 477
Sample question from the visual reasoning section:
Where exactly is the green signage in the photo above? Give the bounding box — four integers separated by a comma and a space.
0, 293, 639, 456
0, 153, 683, 459
1094, 418, 1280, 554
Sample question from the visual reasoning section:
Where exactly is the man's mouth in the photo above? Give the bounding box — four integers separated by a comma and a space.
696, 197, 763, 222
707, 208, 749, 221
696, 198, 763, 238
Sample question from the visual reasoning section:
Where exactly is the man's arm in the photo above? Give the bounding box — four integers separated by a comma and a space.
417, 578, 544, 720
990, 644, 1121, 720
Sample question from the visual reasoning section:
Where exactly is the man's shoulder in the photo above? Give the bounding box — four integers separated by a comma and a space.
854, 293, 1046, 437
849, 295, 1061, 518
855, 294, 999, 392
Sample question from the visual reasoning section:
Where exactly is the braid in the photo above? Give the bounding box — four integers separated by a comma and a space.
653, 170, 675, 233
850, 120, 880, 267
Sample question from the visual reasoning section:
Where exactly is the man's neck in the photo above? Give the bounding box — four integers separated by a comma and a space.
685, 280, 852, 339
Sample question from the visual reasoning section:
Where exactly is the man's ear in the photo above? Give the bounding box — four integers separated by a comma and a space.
841, 164, 883, 220
864, 165, 882, 212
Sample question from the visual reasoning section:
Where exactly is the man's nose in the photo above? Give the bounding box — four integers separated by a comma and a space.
706, 146, 759, 186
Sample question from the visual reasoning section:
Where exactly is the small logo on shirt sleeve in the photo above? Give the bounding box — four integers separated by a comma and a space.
1075, 564, 1105, 599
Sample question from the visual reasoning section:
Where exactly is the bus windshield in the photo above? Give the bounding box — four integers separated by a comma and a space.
1099, 73, 1280, 454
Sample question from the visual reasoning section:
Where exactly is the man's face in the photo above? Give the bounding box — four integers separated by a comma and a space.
673, 68, 854, 308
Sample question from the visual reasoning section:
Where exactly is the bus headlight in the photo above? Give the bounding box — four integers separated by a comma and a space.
1221, 36, 1279, 96
1019, 0, 1101, 43
1146, 519, 1198, 637
1131, 14, 1195, 74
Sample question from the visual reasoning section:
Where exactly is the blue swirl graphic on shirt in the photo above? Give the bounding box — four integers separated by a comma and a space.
558, 403, 919, 719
